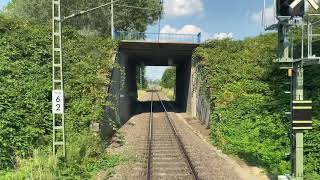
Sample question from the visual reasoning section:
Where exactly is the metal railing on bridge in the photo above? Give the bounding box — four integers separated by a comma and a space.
114, 31, 201, 44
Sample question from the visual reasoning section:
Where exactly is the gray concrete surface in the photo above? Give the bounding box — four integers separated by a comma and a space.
102, 41, 202, 137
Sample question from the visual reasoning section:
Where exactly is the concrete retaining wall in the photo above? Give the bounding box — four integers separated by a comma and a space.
188, 65, 211, 128
101, 53, 121, 137
102, 52, 134, 137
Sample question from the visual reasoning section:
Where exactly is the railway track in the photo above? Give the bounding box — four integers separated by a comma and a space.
146, 91, 199, 180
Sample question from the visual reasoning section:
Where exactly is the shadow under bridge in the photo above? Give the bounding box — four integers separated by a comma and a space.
107, 34, 200, 126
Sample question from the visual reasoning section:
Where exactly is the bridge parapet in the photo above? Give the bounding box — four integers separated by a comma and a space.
115, 31, 201, 44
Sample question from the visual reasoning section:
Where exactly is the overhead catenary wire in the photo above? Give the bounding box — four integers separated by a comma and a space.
63, 0, 121, 21
114, 4, 159, 11
63, 0, 161, 21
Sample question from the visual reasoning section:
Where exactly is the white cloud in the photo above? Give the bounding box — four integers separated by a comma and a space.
160, 25, 202, 42
251, 6, 277, 27
161, 25, 201, 34
212, 32, 234, 40
160, 25, 178, 34
161, 25, 234, 42
164, 0, 204, 17
177, 25, 202, 34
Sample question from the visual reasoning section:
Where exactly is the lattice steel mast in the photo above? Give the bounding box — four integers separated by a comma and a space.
51, 0, 162, 158
52, 0, 66, 157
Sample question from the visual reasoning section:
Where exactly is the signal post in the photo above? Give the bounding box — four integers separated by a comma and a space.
268, 0, 318, 179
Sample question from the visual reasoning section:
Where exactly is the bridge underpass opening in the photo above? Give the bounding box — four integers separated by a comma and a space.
131, 63, 188, 114
135, 66, 177, 113
116, 41, 199, 123
137, 66, 176, 101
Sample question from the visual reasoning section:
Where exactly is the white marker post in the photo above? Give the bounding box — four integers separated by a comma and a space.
52, 90, 64, 114
290, 0, 303, 9
290, 0, 319, 10
307, 0, 319, 9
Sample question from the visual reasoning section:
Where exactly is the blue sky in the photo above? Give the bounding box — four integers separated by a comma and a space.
146, 0, 275, 80
0, 0, 275, 80
148, 0, 273, 40
0, 0, 8, 10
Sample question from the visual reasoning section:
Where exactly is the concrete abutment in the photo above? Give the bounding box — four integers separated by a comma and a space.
102, 41, 212, 135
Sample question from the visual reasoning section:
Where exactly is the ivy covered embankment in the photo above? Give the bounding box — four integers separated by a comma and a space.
193, 34, 320, 178
0, 15, 120, 178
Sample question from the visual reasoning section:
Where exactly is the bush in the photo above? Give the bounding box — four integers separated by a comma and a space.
0, 133, 121, 179
193, 35, 291, 174
160, 67, 176, 89
0, 14, 118, 175
193, 34, 320, 177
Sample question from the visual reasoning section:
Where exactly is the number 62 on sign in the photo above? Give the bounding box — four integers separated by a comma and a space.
52, 90, 64, 114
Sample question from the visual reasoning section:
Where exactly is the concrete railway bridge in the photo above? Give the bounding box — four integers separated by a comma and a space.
102, 32, 260, 180
104, 32, 210, 135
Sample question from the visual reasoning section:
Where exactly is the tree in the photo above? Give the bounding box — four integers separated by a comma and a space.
136, 66, 148, 89
5, 0, 162, 35
160, 67, 176, 89
0, 14, 117, 170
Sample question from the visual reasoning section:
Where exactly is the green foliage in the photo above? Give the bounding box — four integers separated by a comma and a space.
304, 65, 320, 176
194, 33, 320, 176
160, 67, 176, 89
136, 66, 148, 89
193, 34, 292, 174
6, 0, 162, 34
62, 31, 117, 132
161, 87, 175, 101
0, 133, 121, 179
0, 14, 117, 175
0, 15, 53, 169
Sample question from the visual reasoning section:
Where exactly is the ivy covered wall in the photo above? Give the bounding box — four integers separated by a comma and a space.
193, 34, 320, 178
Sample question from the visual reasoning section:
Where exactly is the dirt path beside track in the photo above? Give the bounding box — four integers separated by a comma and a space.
106, 91, 269, 180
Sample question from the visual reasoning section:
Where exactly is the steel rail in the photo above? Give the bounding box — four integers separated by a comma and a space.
146, 91, 153, 180
155, 92, 199, 180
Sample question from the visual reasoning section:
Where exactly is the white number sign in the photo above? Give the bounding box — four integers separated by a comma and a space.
52, 90, 64, 114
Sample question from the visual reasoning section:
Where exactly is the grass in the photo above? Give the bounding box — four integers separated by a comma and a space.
0, 132, 122, 180
138, 90, 148, 101
161, 88, 175, 101
0, 149, 57, 180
